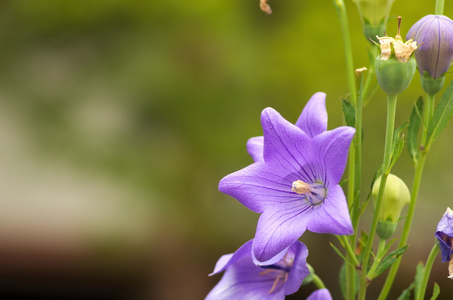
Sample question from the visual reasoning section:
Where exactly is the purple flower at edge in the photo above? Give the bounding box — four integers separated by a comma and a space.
219, 92, 355, 262
406, 14, 453, 79
435, 207, 453, 263
306, 288, 333, 300
206, 240, 310, 300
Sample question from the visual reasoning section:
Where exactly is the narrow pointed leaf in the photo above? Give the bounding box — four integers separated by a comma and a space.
374, 245, 408, 278
330, 242, 354, 266
427, 81, 453, 147
429, 282, 440, 300
342, 98, 356, 127
389, 121, 407, 172
407, 97, 424, 164
414, 262, 426, 298
339, 262, 358, 299
396, 283, 414, 300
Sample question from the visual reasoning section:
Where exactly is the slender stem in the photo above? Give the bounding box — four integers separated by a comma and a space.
362, 46, 378, 106
378, 94, 435, 299
435, 0, 445, 15
332, 1, 358, 298
312, 274, 326, 289
416, 244, 440, 300
366, 238, 386, 279
338, 235, 361, 267
358, 94, 397, 300
332, 0, 357, 105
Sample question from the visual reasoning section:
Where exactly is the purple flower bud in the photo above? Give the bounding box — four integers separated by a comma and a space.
406, 15, 453, 79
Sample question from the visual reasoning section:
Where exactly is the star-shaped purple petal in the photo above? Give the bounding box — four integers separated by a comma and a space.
206, 240, 310, 300
219, 100, 354, 262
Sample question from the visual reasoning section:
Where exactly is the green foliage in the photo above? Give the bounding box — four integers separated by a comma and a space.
407, 97, 424, 164
373, 245, 408, 278
389, 121, 408, 172
396, 283, 414, 300
430, 283, 440, 300
342, 98, 356, 127
427, 81, 453, 147
414, 262, 425, 299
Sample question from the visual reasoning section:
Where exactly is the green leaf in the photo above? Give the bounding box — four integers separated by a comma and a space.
329, 242, 354, 266
342, 98, 356, 127
407, 97, 424, 164
396, 283, 414, 300
388, 121, 408, 172
427, 81, 453, 147
429, 282, 440, 300
339, 262, 359, 299
373, 245, 408, 278
414, 261, 426, 298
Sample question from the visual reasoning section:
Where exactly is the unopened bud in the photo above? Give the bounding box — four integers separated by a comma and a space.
372, 174, 410, 239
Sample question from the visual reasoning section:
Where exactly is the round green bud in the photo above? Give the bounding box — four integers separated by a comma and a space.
372, 174, 411, 239
375, 56, 416, 96
376, 220, 398, 240
420, 71, 446, 96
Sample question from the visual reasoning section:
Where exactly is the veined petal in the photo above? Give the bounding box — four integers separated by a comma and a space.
210, 240, 253, 275
306, 289, 333, 300
206, 241, 285, 300
295, 92, 328, 138
307, 184, 353, 235
247, 136, 264, 162
261, 108, 315, 182
312, 126, 355, 186
284, 242, 310, 295
253, 201, 311, 262
219, 162, 301, 213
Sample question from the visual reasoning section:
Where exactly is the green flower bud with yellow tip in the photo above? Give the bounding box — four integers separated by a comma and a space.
372, 174, 411, 239
375, 17, 418, 96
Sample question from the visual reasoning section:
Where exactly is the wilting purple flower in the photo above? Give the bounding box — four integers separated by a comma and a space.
406, 14, 453, 79
206, 240, 309, 300
220, 93, 355, 262
306, 288, 333, 300
435, 207, 453, 263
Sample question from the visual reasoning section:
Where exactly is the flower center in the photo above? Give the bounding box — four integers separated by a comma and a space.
258, 254, 294, 294
292, 180, 326, 205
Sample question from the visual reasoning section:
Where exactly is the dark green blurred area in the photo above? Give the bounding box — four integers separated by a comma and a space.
1, 0, 453, 299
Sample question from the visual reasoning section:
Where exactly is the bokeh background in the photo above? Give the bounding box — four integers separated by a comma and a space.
1, 0, 453, 299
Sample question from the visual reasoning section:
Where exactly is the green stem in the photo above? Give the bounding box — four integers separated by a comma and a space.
358, 94, 397, 300
435, 0, 445, 15
338, 235, 361, 267
332, 0, 357, 106
312, 273, 326, 289
332, 1, 358, 299
378, 94, 435, 300
362, 46, 379, 106
366, 238, 386, 280
416, 244, 440, 300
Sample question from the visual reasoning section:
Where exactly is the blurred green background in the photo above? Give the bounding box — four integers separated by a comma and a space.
1, 0, 453, 299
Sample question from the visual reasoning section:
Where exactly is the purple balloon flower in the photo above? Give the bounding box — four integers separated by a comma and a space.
219, 93, 355, 262
306, 288, 333, 300
406, 14, 453, 79
435, 207, 453, 263
206, 240, 310, 300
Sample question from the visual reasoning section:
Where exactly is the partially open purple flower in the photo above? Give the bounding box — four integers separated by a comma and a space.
306, 288, 333, 300
206, 240, 310, 300
220, 93, 355, 262
407, 15, 453, 79
436, 207, 453, 263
